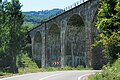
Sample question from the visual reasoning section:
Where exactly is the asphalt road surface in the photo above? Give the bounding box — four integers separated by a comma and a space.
0, 70, 100, 80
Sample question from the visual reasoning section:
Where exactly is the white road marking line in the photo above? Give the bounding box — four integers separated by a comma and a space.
39, 73, 62, 80
78, 73, 95, 80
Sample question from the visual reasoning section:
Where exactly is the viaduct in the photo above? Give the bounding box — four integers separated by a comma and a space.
28, 0, 107, 69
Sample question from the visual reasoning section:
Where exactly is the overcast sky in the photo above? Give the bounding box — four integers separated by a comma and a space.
8, 0, 88, 11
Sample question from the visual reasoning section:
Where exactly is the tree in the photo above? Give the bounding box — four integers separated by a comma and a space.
0, 0, 26, 73
95, 0, 120, 63
0, 0, 11, 71
5, 0, 24, 73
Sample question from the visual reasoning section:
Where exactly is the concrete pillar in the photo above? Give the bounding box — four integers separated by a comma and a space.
71, 43, 75, 67
61, 30, 65, 68
42, 35, 45, 68
85, 21, 92, 68
31, 37, 34, 57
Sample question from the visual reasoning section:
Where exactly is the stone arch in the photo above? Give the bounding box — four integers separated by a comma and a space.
65, 14, 86, 67
33, 31, 42, 67
47, 24, 61, 67
67, 14, 84, 26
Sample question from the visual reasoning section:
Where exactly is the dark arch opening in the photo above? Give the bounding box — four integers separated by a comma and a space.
33, 31, 42, 68
65, 14, 86, 67
47, 24, 61, 67
34, 32, 42, 43
67, 14, 84, 26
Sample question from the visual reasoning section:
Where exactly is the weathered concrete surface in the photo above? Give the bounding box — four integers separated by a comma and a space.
28, 0, 107, 69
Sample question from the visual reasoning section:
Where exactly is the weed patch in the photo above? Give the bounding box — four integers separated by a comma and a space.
89, 58, 120, 80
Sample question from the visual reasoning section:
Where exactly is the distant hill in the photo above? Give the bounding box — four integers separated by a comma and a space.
23, 8, 63, 24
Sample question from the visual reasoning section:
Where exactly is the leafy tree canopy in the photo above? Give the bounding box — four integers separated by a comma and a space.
95, 0, 120, 62
0, 0, 28, 73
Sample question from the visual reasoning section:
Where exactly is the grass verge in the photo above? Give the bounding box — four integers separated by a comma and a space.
0, 66, 91, 78
88, 58, 120, 80
0, 53, 91, 78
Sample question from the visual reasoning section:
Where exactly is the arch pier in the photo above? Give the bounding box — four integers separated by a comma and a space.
29, 0, 107, 69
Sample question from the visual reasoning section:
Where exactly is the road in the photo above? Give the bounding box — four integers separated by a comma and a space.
0, 70, 100, 80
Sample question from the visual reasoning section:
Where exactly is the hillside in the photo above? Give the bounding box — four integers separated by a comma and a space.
23, 8, 63, 24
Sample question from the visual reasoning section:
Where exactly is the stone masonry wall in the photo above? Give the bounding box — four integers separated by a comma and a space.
28, 0, 107, 69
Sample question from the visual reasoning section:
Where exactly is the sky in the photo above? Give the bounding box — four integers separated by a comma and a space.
8, 0, 87, 11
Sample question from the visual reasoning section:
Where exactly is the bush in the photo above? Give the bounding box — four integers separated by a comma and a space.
89, 58, 120, 80
17, 53, 39, 74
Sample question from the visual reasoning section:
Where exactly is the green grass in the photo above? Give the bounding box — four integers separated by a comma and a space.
0, 72, 13, 78
18, 66, 91, 74
17, 53, 91, 74
89, 58, 120, 80
17, 53, 40, 74
0, 66, 91, 78
0, 53, 91, 78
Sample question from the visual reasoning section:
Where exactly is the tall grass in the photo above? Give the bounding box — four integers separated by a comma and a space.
89, 58, 120, 80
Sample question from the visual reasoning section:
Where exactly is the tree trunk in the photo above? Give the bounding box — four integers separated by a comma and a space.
10, 43, 18, 73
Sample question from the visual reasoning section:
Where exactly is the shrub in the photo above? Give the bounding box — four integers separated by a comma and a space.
89, 58, 120, 80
